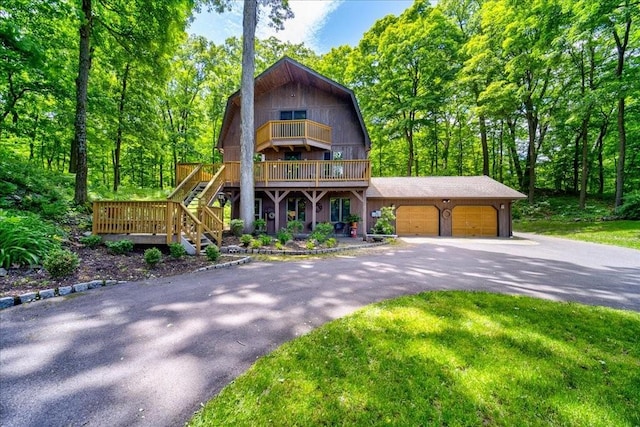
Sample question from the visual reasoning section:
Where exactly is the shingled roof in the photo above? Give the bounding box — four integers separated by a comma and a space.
367, 176, 526, 199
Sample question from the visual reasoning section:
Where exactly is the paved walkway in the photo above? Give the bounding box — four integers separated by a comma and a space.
1, 234, 638, 426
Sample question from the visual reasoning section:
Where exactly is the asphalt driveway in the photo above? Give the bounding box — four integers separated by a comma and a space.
1, 234, 638, 426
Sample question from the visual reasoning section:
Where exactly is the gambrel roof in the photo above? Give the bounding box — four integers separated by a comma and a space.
217, 56, 371, 149
367, 176, 526, 199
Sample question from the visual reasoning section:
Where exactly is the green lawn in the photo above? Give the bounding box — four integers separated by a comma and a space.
190, 292, 640, 426
514, 219, 640, 250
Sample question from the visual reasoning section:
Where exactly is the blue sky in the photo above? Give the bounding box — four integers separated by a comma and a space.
188, 0, 413, 53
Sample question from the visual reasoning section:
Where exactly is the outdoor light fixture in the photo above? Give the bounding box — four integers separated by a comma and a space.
500, 204, 505, 210
442, 199, 451, 204
217, 192, 227, 204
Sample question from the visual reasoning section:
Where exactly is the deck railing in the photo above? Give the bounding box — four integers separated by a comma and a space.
93, 201, 169, 235
256, 120, 331, 149
221, 160, 370, 186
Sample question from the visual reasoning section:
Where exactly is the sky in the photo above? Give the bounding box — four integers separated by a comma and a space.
188, 0, 414, 53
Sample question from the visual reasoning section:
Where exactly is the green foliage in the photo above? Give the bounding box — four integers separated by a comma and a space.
43, 249, 79, 279
0, 210, 62, 268
325, 237, 337, 248
254, 218, 267, 233
205, 245, 220, 262
286, 220, 303, 234
345, 214, 361, 224
618, 192, 640, 220
190, 292, 640, 426
305, 240, 316, 250
274, 241, 284, 250
276, 228, 292, 245
230, 219, 244, 237
372, 206, 396, 235
105, 239, 134, 255
144, 247, 162, 267
258, 234, 272, 246
79, 235, 102, 248
169, 242, 187, 259
0, 150, 72, 219
309, 222, 334, 244
249, 239, 261, 249
240, 234, 253, 246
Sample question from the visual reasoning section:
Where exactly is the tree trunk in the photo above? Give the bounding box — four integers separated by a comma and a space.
613, 18, 631, 209
73, 0, 92, 205
239, 0, 257, 233
113, 62, 130, 193
479, 113, 489, 176
579, 115, 590, 209
506, 118, 523, 188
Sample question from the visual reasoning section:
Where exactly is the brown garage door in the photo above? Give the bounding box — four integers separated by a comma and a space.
396, 206, 439, 236
452, 206, 497, 237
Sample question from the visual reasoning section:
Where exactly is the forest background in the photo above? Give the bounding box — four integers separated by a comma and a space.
1, 0, 638, 210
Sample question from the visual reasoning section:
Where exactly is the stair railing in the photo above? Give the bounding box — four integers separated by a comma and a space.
167, 201, 204, 254
201, 206, 223, 245
167, 164, 203, 203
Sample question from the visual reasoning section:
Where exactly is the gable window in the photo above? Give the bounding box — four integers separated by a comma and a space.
280, 110, 307, 120
330, 198, 350, 222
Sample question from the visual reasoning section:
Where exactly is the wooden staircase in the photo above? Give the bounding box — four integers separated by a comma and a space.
92, 164, 226, 255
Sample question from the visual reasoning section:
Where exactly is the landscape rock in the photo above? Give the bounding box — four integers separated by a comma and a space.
0, 297, 14, 309
19, 292, 37, 304
88, 280, 104, 289
58, 286, 73, 296
73, 283, 89, 293
0, 268, 7, 277
39, 289, 55, 299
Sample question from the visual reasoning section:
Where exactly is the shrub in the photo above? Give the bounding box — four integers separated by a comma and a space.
205, 244, 220, 262
230, 219, 244, 237
0, 210, 62, 268
105, 239, 134, 255
250, 239, 261, 249
286, 220, 304, 234
144, 247, 162, 267
258, 234, 272, 246
79, 234, 102, 248
325, 237, 337, 248
254, 218, 266, 234
276, 228, 292, 245
618, 192, 640, 220
168, 243, 187, 259
43, 249, 79, 278
310, 222, 333, 244
274, 241, 284, 250
305, 239, 316, 250
240, 234, 253, 246
372, 206, 396, 235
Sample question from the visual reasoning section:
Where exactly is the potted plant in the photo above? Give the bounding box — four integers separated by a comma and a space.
346, 213, 361, 227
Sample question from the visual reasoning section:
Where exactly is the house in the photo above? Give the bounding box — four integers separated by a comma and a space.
92, 57, 525, 253
217, 57, 525, 238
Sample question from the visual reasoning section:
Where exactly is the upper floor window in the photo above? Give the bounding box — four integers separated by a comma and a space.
280, 110, 307, 120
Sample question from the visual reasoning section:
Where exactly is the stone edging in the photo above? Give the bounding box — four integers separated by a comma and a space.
0, 241, 388, 311
0, 255, 252, 311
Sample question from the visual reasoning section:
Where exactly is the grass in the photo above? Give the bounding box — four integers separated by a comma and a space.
190, 292, 640, 426
514, 219, 640, 249
513, 196, 639, 250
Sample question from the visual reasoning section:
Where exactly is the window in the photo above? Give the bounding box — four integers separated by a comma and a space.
287, 198, 306, 222
330, 198, 350, 222
254, 198, 262, 220
280, 110, 307, 120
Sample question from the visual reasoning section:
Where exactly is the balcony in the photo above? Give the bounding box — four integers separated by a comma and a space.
224, 160, 370, 188
256, 119, 331, 152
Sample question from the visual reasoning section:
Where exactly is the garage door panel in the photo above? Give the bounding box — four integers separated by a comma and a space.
452, 206, 497, 237
397, 206, 439, 236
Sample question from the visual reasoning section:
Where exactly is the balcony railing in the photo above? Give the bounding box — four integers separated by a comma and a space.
223, 160, 370, 187
256, 119, 332, 151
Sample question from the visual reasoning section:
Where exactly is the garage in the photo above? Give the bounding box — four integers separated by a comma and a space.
452, 206, 497, 237
396, 205, 439, 236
